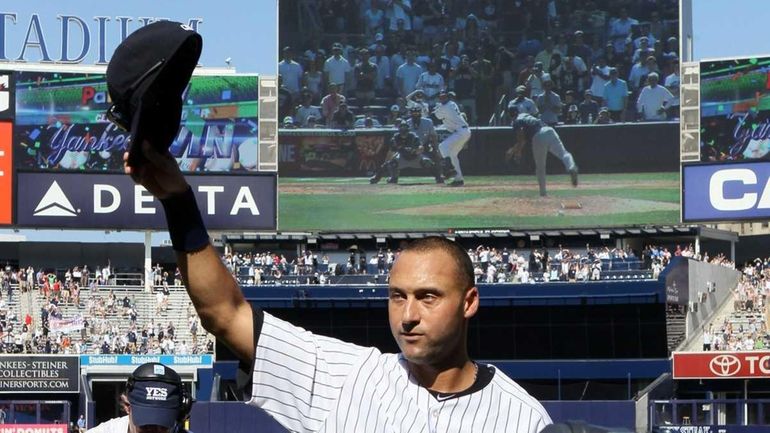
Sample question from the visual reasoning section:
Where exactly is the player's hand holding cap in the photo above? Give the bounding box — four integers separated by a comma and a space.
106, 21, 202, 167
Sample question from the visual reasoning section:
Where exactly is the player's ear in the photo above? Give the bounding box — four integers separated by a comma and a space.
120, 393, 131, 415
463, 286, 479, 319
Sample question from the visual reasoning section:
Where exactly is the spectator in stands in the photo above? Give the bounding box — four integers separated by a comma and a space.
320, 82, 346, 126
385, 0, 413, 31
386, 104, 401, 125
294, 91, 322, 128
569, 31, 593, 67
302, 56, 324, 103
405, 89, 430, 118
603, 68, 628, 122
629, 56, 659, 94
324, 43, 352, 94
592, 107, 610, 124
631, 36, 653, 65
452, 55, 476, 123
664, 58, 680, 120
535, 76, 562, 126
372, 44, 392, 97
608, 7, 639, 53
560, 55, 588, 94
331, 101, 355, 129
277, 75, 294, 121
535, 37, 562, 71
354, 48, 378, 106
471, 49, 496, 124
395, 49, 423, 97
525, 62, 546, 98
509, 85, 539, 117
589, 56, 611, 105
354, 113, 381, 129
415, 61, 445, 105
279, 46, 303, 99
636, 72, 673, 122
362, 0, 385, 36
578, 90, 599, 124
283, 116, 298, 129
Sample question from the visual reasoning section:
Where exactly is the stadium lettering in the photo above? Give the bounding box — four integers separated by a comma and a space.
0, 12, 203, 64
708, 168, 770, 211
47, 123, 129, 166
745, 355, 770, 374
730, 113, 770, 158
92, 184, 259, 216
172, 122, 236, 159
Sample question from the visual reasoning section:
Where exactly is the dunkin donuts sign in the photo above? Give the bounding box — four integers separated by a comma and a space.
673, 351, 770, 379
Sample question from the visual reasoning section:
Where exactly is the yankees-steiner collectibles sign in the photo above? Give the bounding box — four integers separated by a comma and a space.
0, 355, 79, 393
673, 351, 770, 379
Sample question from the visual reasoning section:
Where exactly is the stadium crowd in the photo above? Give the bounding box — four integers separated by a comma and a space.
279, 0, 680, 129
223, 242, 730, 285
0, 264, 212, 355
702, 262, 770, 352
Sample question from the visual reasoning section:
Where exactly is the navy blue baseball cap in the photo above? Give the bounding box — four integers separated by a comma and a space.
127, 364, 183, 428
106, 20, 202, 167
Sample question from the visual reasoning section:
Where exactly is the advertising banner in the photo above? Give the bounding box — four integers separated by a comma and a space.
665, 258, 689, 305
80, 354, 213, 366
0, 122, 12, 225
700, 56, 770, 162
0, 426, 68, 433
14, 71, 260, 173
682, 161, 770, 222
0, 356, 79, 393
16, 172, 277, 230
672, 351, 770, 379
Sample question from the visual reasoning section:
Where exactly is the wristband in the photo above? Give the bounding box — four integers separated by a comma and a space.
160, 187, 210, 252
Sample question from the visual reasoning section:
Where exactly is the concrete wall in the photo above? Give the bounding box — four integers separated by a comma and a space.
687, 259, 741, 338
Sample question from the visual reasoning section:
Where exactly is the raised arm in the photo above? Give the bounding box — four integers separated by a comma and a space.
123, 141, 255, 363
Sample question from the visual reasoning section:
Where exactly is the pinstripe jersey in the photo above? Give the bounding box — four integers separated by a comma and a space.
247, 311, 552, 433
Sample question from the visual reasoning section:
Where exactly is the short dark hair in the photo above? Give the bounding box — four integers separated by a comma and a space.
402, 236, 474, 290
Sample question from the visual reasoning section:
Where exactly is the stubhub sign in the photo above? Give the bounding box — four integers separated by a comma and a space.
683, 161, 770, 222
16, 172, 276, 230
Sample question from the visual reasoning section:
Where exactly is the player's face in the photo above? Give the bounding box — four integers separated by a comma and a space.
388, 250, 478, 366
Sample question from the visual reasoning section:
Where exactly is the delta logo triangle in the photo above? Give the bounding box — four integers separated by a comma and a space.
33, 181, 78, 217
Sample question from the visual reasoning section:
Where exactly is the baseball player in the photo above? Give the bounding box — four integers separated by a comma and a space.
87, 362, 192, 433
507, 107, 579, 197
408, 105, 444, 183
369, 121, 438, 184
122, 142, 552, 432
434, 90, 471, 187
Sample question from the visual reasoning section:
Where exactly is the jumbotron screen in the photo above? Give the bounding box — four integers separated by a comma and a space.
700, 56, 770, 162
13, 71, 260, 172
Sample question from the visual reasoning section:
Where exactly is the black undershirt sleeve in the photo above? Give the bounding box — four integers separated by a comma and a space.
236, 303, 264, 399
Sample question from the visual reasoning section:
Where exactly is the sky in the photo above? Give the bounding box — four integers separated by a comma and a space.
692, 0, 770, 61
0, 0, 277, 73
0, 0, 276, 245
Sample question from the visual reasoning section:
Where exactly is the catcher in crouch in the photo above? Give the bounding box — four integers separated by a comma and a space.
370, 121, 441, 184
506, 105, 579, 197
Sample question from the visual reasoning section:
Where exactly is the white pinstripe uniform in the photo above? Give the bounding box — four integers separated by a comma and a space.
247, 310, 552, 433
434, 100, 471, 181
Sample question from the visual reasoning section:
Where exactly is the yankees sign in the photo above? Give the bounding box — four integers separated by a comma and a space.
16, 172, 276, 230
672, 351, 770, 379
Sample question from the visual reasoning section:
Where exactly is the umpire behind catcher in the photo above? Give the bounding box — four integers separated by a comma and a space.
87, 362, 192, 433
111, 20, 551, 433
